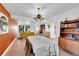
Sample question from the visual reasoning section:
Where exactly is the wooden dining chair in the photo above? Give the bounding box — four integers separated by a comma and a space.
25, 38, 35, 56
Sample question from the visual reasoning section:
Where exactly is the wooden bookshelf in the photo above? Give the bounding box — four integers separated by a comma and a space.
61, 27, 77, 29
61, 19, 79, 24
60, 32, 79, 35
59, 18, 79, 55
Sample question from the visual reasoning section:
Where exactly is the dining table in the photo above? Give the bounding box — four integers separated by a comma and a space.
28, 35, 57, 56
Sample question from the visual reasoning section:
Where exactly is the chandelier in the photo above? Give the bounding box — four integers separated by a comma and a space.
34, 8, 44, 21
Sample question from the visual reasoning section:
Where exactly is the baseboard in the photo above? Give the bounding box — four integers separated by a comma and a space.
1, 38, 16, 56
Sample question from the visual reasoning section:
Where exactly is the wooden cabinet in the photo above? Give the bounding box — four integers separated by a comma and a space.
59, 19, 79, 55
59, 37, 79, 55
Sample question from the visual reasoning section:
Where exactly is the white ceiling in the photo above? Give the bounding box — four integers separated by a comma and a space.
2, 3, 79, 24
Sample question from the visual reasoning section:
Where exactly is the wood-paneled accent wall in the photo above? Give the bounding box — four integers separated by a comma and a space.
0, 3, 17, 55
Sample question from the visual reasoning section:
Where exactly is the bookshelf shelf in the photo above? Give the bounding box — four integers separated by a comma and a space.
60, 32, 79, 35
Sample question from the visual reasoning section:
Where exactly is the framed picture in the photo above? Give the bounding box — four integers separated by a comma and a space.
0, 12, 9, 35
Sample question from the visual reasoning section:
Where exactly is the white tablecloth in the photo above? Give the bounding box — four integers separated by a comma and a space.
28, 36, 57, 56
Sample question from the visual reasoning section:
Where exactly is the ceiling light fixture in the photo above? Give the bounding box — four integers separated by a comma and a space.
34, 8, 44, 21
